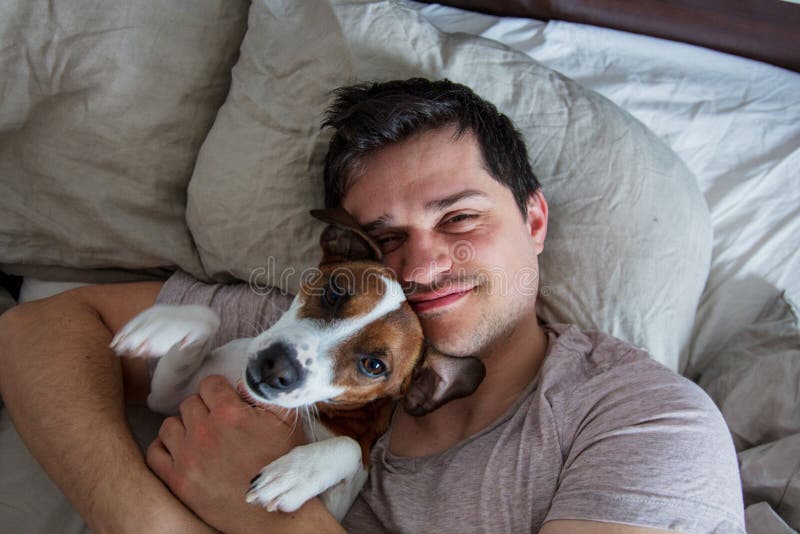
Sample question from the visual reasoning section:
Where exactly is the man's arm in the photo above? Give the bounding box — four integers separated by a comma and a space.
0, 282, 214, 533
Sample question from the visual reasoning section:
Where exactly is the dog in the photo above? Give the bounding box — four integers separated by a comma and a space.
111, 207, 485, 520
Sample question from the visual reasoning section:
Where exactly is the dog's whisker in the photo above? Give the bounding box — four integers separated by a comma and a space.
288, 407, 301, 436
272, 405, 297, 433
305, 405, 319, 442
238, 318, 266, 337
312, 405, 319, 438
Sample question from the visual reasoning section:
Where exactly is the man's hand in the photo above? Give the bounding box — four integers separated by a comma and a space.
146, 375, 306, 533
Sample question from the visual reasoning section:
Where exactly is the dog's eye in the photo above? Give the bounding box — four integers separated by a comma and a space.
358, 357, 387, 377
323, 279, 348, 310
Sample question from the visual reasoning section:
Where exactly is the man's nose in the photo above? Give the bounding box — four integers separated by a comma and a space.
397, 232, 453, 286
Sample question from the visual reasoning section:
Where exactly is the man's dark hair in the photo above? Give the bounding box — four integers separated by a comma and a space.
321, 78, 540, 218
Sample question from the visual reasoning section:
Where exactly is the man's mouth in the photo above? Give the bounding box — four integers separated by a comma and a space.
407, 286, 475, 313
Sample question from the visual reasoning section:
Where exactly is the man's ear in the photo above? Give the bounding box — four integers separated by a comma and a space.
310, 207, 382, 265
526, 190, 548, 254
402, 344, 486, 417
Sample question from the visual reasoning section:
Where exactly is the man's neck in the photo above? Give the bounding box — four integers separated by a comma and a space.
389, 313, 549, 458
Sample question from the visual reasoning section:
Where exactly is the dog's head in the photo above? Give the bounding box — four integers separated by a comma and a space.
240, 207, 485, 416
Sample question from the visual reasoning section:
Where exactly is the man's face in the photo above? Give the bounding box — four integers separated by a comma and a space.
341, 126, 547, 358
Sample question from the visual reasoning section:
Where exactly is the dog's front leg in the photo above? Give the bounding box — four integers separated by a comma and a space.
111, 304, 220, 413
245, 436, 365, 520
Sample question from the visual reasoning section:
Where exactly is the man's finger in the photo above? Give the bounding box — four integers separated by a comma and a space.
179, 394, 210, 428
196, 375, 299, 434
146, 437, 173, 481
158, 416, 185, 451
197, 374, 242, 411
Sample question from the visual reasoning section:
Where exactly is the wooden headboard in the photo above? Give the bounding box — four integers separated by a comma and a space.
422, 0, 800, 72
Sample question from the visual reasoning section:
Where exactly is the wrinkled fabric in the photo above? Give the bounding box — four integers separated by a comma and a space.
0, 0, 249, 280
697, 293, 800, 532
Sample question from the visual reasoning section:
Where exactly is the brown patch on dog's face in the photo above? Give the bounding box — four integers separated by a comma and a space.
326, 305, 424, 405
297, 262, 399, 321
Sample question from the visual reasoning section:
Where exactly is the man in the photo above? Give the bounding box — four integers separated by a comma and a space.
0, 79, 744, 533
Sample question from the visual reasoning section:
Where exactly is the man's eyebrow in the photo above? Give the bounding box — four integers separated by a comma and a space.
362, 215, 393, 233
361, 190, 488, 233
424, 189, 488, 212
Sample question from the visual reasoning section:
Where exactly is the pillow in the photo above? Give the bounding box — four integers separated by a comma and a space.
187, 0, 712, 372
0, 0, 249, 280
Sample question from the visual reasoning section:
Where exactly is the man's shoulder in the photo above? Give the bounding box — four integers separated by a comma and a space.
536, 325, 744, 532
541, 323, 675, 381
539, 323, 716, 422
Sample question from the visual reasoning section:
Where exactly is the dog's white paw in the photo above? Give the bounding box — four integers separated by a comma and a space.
110, 305, 220, 358
245, 439, 361, 514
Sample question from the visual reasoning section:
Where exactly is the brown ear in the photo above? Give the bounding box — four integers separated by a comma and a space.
310, 207, 382, 265
402, 344, 486, 417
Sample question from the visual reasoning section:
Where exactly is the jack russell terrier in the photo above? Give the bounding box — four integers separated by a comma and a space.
111, 207, 486, 520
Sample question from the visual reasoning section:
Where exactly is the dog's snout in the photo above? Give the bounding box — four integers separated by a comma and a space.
262, 352, 298, 390
247, 342, 303, 395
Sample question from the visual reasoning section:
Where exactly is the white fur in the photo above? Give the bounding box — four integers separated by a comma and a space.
111, 304, 219, 358
111, 274, 405, 519
246, 434, 364, 521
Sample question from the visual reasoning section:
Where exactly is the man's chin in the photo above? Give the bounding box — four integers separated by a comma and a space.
420, 308, 503, 358
416, 293, 487, 355
421, 325, 474, 357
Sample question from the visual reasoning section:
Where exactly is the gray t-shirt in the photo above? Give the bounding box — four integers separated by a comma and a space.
157, 271, 745, 533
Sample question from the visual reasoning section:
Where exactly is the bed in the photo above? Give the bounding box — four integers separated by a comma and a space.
1, 0, 798, 532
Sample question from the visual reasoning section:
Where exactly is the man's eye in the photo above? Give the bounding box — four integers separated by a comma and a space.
358, 357, 388, 377
444, 213, 477, 225
374, 234, 402, 254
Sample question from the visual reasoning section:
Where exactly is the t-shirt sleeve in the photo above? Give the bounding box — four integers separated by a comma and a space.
155, 270, 294, 350
545, 352, 746, 533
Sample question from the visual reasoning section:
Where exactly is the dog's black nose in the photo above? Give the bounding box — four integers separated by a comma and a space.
247, 342, 302, 394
